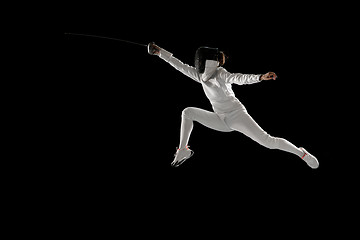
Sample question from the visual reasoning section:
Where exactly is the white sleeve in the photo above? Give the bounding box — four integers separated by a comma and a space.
158, 48, 200, 83
218, 67, 261, 85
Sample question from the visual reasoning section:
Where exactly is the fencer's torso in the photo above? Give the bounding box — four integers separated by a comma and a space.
200, 68, 246, 114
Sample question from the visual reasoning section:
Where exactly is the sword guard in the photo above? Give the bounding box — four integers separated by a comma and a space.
147, 42, 159, 55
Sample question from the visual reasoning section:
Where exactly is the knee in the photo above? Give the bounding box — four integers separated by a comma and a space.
182, 107, 194, 120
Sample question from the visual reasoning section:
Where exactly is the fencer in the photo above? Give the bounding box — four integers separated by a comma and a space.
148, 44, 319, 169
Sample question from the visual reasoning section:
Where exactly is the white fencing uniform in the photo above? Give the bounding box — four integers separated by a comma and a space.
158, 48, 304, 158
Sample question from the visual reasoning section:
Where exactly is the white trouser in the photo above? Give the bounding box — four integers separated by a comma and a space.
179, 107, 303, 158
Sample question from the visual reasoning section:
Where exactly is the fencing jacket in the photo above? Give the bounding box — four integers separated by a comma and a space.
159, 48, 261, 114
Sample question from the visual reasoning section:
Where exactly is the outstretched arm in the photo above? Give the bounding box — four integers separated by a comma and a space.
150, 44, 200, 83
219, 68, 277, 85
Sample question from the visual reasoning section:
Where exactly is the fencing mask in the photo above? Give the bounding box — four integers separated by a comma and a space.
195, 47, 220, 82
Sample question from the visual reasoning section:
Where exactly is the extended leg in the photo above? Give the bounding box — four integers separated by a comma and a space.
225, 110, 304, 157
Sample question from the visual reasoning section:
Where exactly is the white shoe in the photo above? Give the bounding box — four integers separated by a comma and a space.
299, 147, 319, 169
171, 146, 194, 167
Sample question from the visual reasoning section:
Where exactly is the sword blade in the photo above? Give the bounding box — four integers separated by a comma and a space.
64, 32, 147, 47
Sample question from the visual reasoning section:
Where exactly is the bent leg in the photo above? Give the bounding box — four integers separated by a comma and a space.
226, 110, 303, 157
179, 107, 232, 148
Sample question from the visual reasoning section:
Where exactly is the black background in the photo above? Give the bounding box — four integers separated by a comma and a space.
63, 2, 352, 235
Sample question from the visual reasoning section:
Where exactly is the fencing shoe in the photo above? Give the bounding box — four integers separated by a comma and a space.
299, 147, 319, 169
172, 146, 194, 167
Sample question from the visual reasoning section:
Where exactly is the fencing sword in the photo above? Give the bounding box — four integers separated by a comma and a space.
64, 32, 158, 55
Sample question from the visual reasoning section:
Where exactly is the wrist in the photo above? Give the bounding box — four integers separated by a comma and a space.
159, 48, 173, 62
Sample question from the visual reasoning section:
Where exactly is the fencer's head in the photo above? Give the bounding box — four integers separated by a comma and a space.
195, 46, 226, 81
